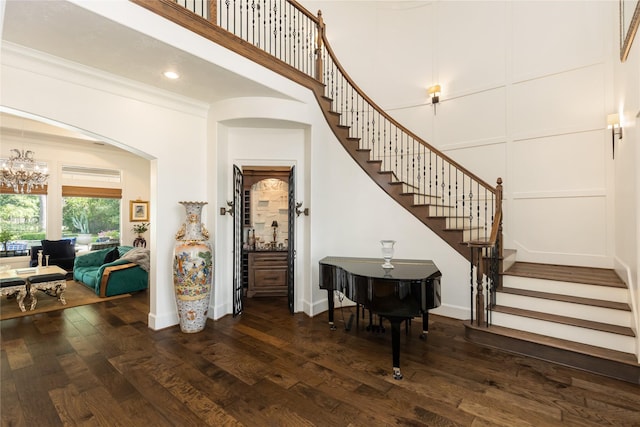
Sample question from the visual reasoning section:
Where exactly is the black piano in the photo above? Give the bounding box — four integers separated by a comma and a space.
319, 256, 441, 380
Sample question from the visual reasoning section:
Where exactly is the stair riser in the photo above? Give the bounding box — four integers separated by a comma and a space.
491, 312, 635, 353
445, 217, 489, 230
502, 276, 629, 303
401, 182, 419, 193
427, 205, 457, 217
460, 228, 488, 242
496, 293, 632, 326
413, 194, 442, 205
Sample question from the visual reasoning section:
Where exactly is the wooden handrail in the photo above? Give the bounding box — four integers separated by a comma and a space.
318, 32, 496, 194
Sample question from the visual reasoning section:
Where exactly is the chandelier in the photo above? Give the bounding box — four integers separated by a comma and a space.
1, 149, 49, 194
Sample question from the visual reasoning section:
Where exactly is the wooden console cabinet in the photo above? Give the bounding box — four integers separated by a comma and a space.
247, 251, 288, 297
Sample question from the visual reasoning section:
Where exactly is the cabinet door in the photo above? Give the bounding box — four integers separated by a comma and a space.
248, 252, 288, 297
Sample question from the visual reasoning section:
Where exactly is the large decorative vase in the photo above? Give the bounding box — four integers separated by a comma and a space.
173, 201, 213, 333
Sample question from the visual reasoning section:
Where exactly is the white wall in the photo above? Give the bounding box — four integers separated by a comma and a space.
304, 0, 616, 269
613, 1, 640, 356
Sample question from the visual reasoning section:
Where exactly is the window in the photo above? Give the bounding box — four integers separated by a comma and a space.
0, 191, 47, 257
62, 186, 122, 249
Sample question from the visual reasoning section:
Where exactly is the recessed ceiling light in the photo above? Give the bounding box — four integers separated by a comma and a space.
163, 70, 180, 80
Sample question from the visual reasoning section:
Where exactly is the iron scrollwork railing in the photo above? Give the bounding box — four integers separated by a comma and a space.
168, 0, 503, 324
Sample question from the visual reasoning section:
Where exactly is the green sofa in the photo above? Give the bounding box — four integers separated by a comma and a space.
73, 246, 148, 297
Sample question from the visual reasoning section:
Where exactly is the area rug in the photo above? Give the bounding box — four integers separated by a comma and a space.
0, 280, 130, 320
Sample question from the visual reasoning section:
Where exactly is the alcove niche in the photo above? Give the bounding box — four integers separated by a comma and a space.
243, 166, 290, 248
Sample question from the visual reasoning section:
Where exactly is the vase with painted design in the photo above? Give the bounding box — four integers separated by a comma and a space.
173, 201, 213, 333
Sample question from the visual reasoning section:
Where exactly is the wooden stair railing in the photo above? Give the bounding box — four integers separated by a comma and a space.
132, 0, 503, 273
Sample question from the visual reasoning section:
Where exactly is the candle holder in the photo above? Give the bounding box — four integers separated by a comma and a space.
380, 240, 396, 269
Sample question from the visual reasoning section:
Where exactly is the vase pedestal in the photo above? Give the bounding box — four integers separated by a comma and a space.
133, 236, 147, 247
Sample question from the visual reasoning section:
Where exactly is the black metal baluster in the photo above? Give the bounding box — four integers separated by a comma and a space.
376, 112, 381, 161
416, 144, 422, 196
394, 127, 398, 179
250, 0, 255, 45
440, 159, 445, 215
456, 169, 460, 229
239, 0, 243, 39
476, 183, 481, 241
462, 176, 465, 233
448, 163, 451, 227
277, 0, 282, 60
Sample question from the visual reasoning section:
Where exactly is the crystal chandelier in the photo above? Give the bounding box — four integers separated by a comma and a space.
1, 149, 49, 193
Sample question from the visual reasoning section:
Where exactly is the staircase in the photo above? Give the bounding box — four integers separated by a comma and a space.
132, 0, 638, 384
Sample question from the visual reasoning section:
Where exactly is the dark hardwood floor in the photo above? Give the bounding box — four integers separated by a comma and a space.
2, 291, 639, 426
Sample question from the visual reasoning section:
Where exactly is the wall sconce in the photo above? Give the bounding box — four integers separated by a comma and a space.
219, 201, 234, 216
428, 84, 441, 114
295, 202, 309, 217
607, 113, 623, 159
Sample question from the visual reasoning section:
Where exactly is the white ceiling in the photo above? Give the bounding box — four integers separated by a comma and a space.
1, 0, 292, 139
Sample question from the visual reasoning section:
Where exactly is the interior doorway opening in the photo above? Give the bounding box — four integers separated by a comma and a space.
232, 165, 296, 316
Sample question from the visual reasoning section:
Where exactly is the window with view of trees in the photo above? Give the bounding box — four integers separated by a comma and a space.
1, 164, 124, 256
0, 193, 46, 256
62, 186, 122, 249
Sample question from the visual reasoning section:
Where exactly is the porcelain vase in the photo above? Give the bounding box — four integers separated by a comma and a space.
173, 201, 213, 333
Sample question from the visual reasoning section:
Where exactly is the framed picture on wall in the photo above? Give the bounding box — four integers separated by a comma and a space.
130, 200, 149, 222
621, 0, 640, 61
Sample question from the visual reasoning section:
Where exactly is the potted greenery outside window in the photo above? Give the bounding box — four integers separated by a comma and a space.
72, 212, 92, 245
132, 222, 149, 248
0, 229, 15, 255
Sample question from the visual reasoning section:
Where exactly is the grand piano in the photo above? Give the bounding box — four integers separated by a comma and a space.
319, 256, 441, 380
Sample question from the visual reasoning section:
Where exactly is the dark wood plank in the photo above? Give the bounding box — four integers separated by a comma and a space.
504, 262, 626, 287
2, 291, 639, 427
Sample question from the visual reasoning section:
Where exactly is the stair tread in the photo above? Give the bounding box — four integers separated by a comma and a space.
500, 287, 631, 311
494, 305, 636, 336
504, 262, 626, 288
464, 322, 639, 367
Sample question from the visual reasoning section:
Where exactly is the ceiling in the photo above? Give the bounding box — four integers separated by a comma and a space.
1, 0, 292, 140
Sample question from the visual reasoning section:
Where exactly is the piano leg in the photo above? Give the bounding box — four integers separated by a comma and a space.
327, 289, 336, 330
420, 311, 429, 339
389, 317, 403, 380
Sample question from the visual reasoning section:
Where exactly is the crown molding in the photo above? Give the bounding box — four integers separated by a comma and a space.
2, 41, 210, 117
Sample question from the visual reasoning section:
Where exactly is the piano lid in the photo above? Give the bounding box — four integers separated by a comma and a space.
319, 256, 441, 281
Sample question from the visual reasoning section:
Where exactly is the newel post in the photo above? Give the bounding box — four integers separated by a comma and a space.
495, 177, 503, 252
474, 246, 485, 326
315, 10, 325, 83
496, 177, 504, 288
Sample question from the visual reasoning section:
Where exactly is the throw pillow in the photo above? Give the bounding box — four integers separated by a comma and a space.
104, 247, 120, 264
41, 239, 75, 258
